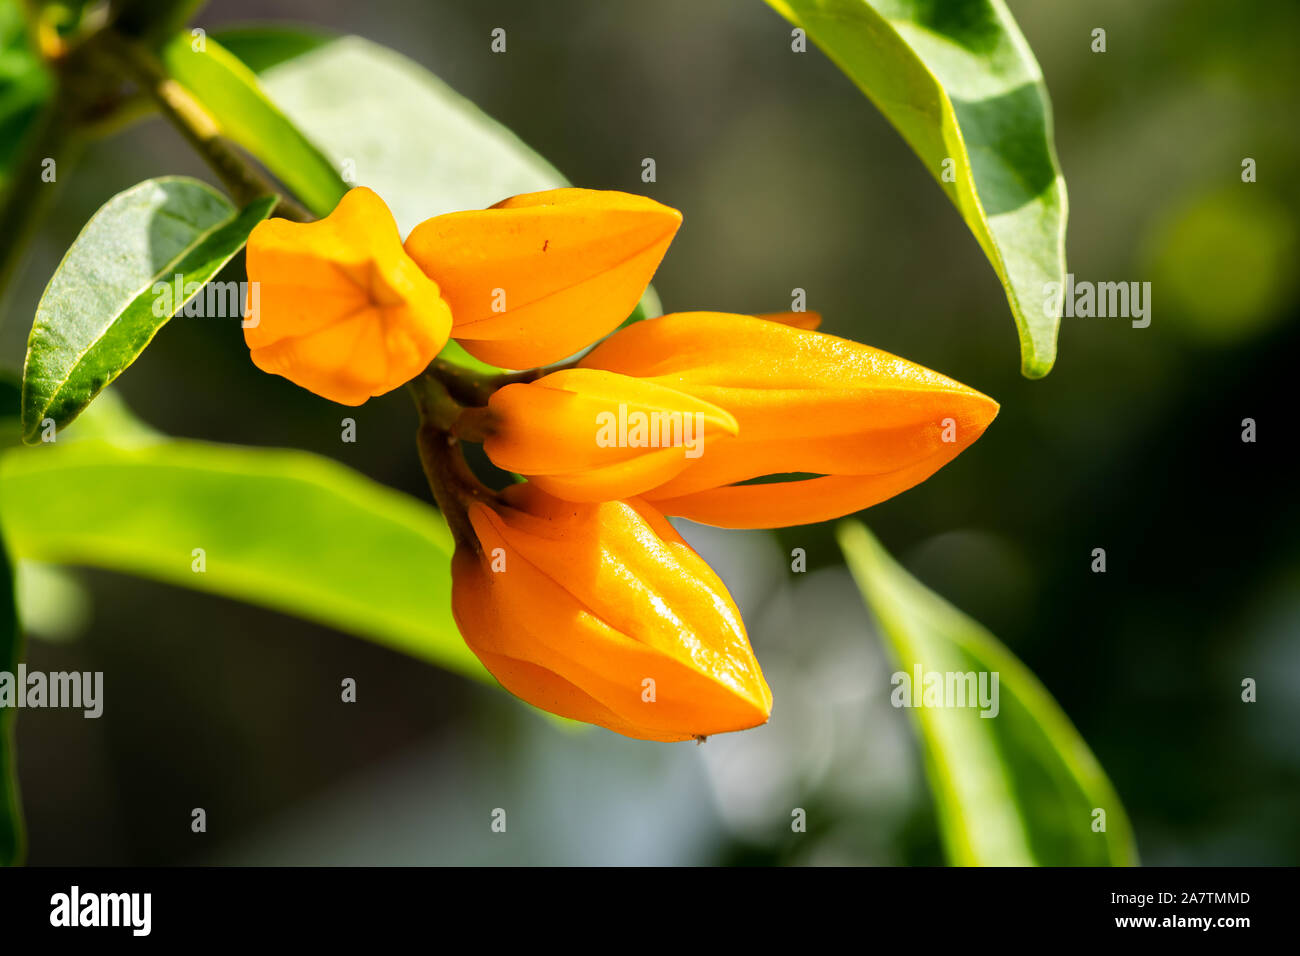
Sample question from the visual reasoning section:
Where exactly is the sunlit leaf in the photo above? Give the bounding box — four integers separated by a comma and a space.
20, 178, 273, 442
767, 0, 1067, 377
838, 521, 1136, 865
0, 432, 484, 680
160, 32, 348, 217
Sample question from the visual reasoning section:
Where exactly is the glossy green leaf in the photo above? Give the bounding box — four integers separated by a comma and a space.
0, 511, 23, 866
0, 435, 484, 680
767, 0, 1066, 378
20, 178, 274, 442
838, 522, 1136, 865
160, 32, 348, 217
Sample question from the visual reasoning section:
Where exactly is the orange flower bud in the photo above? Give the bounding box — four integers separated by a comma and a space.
481, 369, 739, 502
244, 188, 452, 405
403, 188, 681, 370
451, 483, 771, 741
572, 312, 999, 528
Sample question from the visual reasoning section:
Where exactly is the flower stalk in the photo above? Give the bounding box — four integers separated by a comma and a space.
408, 374, 500, 554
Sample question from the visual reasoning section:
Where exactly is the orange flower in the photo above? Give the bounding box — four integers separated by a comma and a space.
404, 188, 681, 370
244, 188, 452, 405
482, 312, 998, 527
481, 369, 739, 502
451, 482, 772, 741
479, 311, 824, 502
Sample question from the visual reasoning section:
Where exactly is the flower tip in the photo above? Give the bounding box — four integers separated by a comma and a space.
726, 681, 774, 732
313, 185, 402, 239
959, 386, 1001, 435
334, 184, 386, 212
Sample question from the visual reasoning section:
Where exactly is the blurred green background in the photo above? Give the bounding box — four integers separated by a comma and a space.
2, 0, 1297, 864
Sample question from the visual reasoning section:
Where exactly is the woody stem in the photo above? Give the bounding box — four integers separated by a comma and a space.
408, 375, 501, 552
426, 359, 533, 407
426, 356, 582, 407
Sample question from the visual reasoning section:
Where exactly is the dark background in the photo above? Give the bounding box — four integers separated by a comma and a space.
1, 0, 1297, 864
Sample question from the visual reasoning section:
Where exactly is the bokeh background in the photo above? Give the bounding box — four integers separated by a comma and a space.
2, 0, 1297, 864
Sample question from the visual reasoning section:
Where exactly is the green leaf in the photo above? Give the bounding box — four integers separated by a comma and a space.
219, 31, 564, 236
215, 28, 660, 365
0, 512, 24, 866
767, 0, 1066, 378
838, 521, 1136, 865
20, 178, 274, 442
160, 33, 348, 218
0, 435, 484, 680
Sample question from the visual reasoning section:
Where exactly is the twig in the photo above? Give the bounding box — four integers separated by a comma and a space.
408, 375, 503, 552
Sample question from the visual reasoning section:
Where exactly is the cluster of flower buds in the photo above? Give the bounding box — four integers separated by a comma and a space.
243, 187, 997, 741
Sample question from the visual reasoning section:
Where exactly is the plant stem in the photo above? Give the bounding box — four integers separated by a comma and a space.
408, 371, 466, 432
408, 376, 502, 553
427, 356, 576, 407
451, 405, 494, 443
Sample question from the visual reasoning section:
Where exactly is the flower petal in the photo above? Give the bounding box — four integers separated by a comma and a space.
405, 188, 680, 369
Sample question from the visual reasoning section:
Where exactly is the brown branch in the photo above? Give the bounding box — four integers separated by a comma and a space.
408, 376, 503, 553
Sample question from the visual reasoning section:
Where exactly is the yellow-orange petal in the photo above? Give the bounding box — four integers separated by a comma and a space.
646, 461, 963, 529
244, 187, 452, 405
482, 368, 738, 501
450, 486, 771, 740
756, 309, 823, 330
580, 312, 999, 527
404, 188, 681, 369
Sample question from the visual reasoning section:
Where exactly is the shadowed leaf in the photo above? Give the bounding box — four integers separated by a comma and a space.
839, 521, 1135, 865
